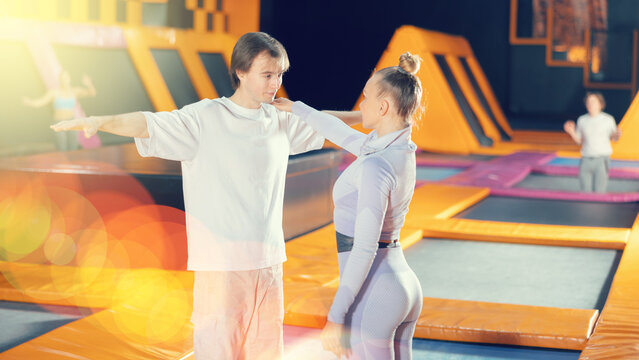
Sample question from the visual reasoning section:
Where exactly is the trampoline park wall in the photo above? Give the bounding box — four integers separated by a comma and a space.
0, 0, 265, 156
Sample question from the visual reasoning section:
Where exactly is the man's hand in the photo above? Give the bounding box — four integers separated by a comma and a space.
563, 120, 576, 134
51, 117, 99, 138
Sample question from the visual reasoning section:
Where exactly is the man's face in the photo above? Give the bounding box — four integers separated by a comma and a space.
236, 51, 286, 106
586, 95, 603, 115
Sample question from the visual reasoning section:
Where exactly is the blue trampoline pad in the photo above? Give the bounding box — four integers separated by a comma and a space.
455, 196, 639, 228
0, 301, 89, 352
412, 338, 579, 360
404, 238, 619, 310
549, 157, 639, 168
416, 166, 464, 181
515, 173, 639, 193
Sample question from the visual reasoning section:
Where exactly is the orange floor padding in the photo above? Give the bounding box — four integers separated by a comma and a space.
405, 184, 629, 249
0, 263, 194, 359
3, 181, 635, 355
579, 216, 639, 359
416, 297, 598, 350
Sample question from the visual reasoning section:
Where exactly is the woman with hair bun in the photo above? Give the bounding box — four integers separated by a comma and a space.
273, 52, 424, 359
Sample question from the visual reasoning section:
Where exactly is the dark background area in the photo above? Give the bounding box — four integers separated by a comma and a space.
259, 0, 639, 130
3, 0, 639, 153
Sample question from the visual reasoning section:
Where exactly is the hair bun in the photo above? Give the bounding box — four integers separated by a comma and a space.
399, 52, 421, 75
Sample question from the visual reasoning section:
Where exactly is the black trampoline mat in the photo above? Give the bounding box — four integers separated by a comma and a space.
454, 196, 639, 228
0, 301, 89, 352
515, 173, 639, 193
404, 238, 620, 310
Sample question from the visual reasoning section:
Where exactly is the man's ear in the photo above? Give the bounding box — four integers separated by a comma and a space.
236, 69, 246, 82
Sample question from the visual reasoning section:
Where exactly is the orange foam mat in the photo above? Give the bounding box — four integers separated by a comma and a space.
510, 130, 577, 146
473, 141, 579, 156
0, 305, 193, 360
405, 183, 490, 223
404, 184, 628, 249
0, 261, 192, 308
419, 218, 629, 250
612, 89, 639, 160
416, 297, 598, 350
0, 263, 194, 359
579, 219, 639, 359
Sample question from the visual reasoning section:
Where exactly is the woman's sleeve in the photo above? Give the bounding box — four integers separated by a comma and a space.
292, 101, 366, 156
327, 157, 396, 323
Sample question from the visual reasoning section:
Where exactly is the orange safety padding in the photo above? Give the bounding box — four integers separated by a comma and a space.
0, 261, 193, 308
413, 52, 480, 154
284, 224, 340, 287
224, 0, 261, 38
417, 297, 598, 350
404, 183, 490, 224
579, 216, 639, 359
473, 141, 579, 156
446, 55, 501, 142
464, 55, 513, 135
123, 28, 177, 112
403, 184, 628, 249
612, 90, 639, 160
349, 26, 480, 154
0, 272, 194, 360
419, 218, 628, 250
511, 130, 576, 146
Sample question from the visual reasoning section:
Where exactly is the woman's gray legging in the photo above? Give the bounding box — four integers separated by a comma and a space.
338, 246, 423, 359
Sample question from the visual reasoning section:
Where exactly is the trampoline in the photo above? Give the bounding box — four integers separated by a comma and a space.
416, 152, 496, 163
548, 157, 639, 169
455, 195, 639, 228
417, 166, 465, 181
514, 173, 639, 193
404, 238, 619, 310
0, 301, 88, 352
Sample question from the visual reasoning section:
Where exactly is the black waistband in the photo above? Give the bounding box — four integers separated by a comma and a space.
336, 232, 399, 253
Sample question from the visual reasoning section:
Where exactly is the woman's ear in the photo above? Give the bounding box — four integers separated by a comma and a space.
379, 98, 390, 116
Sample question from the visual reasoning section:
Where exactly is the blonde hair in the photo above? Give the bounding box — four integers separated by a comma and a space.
376, 52, 424, 126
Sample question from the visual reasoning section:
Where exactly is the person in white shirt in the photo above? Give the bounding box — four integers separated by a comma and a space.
564, 92, 621, 193
51, 32, 358, 360
273, 52, 424, 359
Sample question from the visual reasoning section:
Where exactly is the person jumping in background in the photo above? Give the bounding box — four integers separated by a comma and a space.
564, 92, 621, 193
273, 52, 424, 359
23, 70, 97, 151
51, 32, 360, 360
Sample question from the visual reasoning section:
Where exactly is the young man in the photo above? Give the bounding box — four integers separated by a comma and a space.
564, 92, 621, 193
52, 32, 359, 359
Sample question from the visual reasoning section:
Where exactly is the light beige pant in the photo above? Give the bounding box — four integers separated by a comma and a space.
191, 264, 284, 360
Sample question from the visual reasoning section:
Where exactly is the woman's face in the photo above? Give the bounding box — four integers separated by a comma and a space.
359, 74, 382, 129
586, 95, 603, 115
